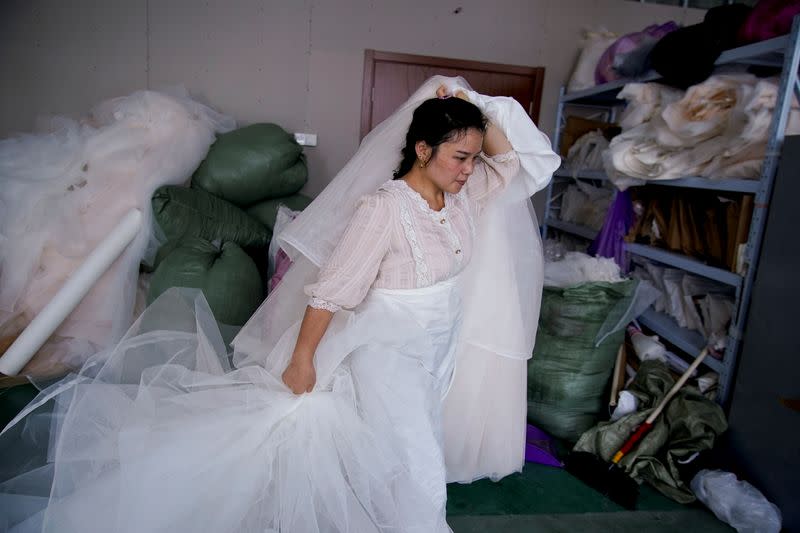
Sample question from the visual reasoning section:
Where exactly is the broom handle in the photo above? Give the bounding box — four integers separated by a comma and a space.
609, 345, 625, 407
645, 347, 708, 424
611, 347, 709, 464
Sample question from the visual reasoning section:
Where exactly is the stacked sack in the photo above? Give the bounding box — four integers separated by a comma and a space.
149, 123, 312, 326
527, 251, 639, 442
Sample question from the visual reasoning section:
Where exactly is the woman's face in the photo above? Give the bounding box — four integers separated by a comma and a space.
420, 128, 484, 194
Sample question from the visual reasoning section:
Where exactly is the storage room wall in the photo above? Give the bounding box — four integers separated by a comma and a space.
1, 0, 703, 204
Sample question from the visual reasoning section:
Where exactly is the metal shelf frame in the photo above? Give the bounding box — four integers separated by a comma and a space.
553, 168, 761, 193
544, 218, 599, 240
542, 20, 800, 406
625, 243, 743, 288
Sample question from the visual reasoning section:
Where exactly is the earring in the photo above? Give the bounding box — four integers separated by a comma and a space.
418, 158, 428, 168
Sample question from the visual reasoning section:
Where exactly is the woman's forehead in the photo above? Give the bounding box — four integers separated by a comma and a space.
443, 129, 483, 151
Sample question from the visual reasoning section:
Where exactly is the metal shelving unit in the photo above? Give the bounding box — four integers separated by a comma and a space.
544, 218, 599, 240
542, 20, 800, 405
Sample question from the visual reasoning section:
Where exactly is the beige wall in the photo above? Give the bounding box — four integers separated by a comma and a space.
1, 0, 703, 199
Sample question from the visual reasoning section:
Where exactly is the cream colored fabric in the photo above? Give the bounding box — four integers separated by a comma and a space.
606, 75, 800, 190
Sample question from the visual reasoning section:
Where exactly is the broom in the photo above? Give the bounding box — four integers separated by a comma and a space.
566, 347, 710, 509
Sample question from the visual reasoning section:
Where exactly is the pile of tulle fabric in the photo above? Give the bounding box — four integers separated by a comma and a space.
0, 88, 234, 378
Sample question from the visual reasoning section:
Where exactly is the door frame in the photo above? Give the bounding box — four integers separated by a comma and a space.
361, 50, 545, 139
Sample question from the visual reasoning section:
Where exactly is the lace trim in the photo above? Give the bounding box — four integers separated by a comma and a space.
397, 200, 432, 287
456, 189, 477, 239
308, 296, 341, 313
393, 179, 449, 218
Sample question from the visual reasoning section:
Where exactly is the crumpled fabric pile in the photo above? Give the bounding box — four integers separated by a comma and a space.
0, 89, 234, 377
604, 74, 800, 190
631, 259, 735, 350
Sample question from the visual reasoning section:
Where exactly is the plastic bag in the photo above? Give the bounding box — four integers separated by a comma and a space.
268, 205, 302, 279
595, 22, 679, 85
567, 29, 618, 92
559, 180, 614, 231
691, 469, 782, 533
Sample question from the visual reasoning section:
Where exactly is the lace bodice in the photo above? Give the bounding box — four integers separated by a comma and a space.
305, 150, 520, 311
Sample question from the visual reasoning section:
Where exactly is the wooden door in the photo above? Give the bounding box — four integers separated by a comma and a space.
361, 50, 545, 139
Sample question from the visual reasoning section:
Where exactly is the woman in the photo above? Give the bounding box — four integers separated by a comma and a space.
281, 86, 516, 530
0, 77, 559, 532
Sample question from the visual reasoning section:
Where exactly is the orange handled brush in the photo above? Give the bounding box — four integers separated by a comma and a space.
566, 347, 709, 509
611, 347, 709, 465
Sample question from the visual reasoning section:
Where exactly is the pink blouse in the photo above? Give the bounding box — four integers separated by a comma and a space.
305, 150, 520, 312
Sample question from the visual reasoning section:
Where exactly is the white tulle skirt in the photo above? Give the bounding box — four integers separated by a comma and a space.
0, 280, 462, 533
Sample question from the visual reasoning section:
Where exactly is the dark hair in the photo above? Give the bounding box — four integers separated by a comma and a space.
393, 97, 487, 179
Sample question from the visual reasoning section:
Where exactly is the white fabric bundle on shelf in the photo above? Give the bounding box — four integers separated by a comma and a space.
605, 74, 800, 190
565, 129, 609, 172
544, 251, 624, 287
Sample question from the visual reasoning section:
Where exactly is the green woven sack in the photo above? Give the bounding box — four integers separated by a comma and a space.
527, 280, 636, 442
192, 123, 307, 206
152, 186, 270, 248
246, 193, 313, 231
147, 239, 263, 326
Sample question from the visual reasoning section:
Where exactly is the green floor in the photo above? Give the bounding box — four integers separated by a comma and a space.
447, 463, 732, 532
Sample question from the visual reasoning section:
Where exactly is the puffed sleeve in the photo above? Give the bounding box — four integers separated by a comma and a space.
304, 192, 394, 311
464, 150, 521, 210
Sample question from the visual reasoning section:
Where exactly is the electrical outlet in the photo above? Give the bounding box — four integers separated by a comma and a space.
294, 133, 318, 147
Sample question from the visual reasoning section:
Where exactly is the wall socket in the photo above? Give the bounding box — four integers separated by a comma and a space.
294, 133, 318, 147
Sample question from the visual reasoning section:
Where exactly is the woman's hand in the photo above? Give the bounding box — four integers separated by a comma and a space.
437, 84, 469, 102
282, 356, 316, 394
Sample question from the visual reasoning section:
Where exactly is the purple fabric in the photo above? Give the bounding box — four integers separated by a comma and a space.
524, 424, 563, 468
268, 248, 293, 292
588, 190, 635, 272
595, 22, 679, 85
738, 0, 800, 44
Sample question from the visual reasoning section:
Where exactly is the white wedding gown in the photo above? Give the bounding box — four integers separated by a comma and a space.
0, 77, 559, 533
